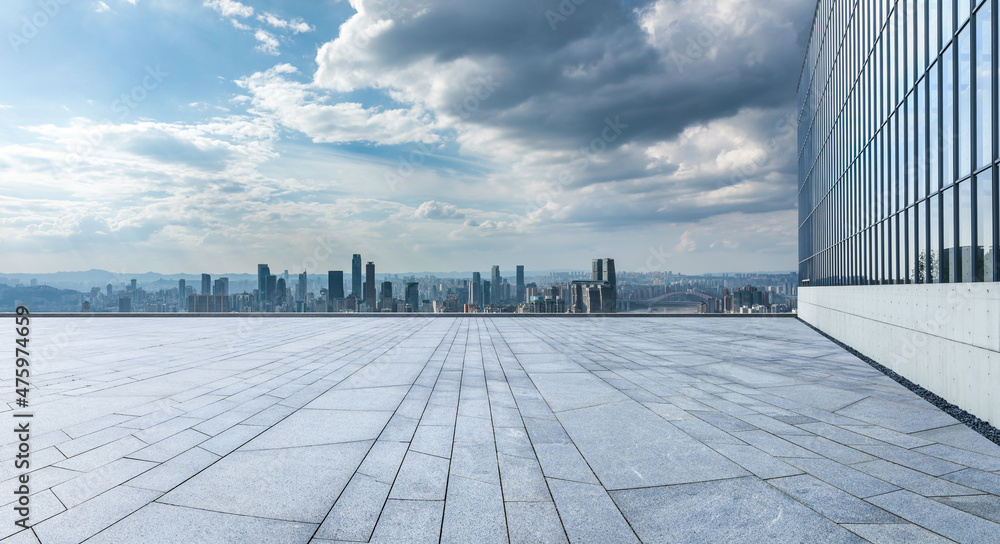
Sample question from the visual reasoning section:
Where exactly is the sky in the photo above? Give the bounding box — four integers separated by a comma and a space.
0, 0, 815, 275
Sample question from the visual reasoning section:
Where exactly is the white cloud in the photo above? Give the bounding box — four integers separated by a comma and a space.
94, 1, 111, 13
675, 230, 696, 253
257, 12, 313, 34
230, 18, 250, 31
236, 64, 438, 146
414, 201, 465, 220
204, 0, 253, 18
253, 29, 280, 56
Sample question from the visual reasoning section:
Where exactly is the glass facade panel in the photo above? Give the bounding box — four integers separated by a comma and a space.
959, 180, 973, 281
943, 186, 956, 282
930, 195, 941, 282
930, 0, 940, 58
944, 0, 954, 43
917, 81, 926, 202
916, 200, 926, 282
798, 0, 997, 286
976, 3, 993, 168
943, 43, 955, 186
978, 170, 995, 281
958, 27, 972, 177
930, 62, 940, 191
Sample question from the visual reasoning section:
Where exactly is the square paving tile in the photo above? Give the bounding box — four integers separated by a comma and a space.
9, 317, 1000, 543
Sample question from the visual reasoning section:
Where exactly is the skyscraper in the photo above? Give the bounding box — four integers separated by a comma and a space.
798, 1, 999, 426
275, 277, 285, 308
130, 278, 137, 292
328, 271, 345, 300
405, 282, 419, 312
483, 280, 491, 306
201, 274, 211, 295
257, 264, 270, 310
603, 258, 616, 286
516, 265, 525, 303
296, 271, 307, 302
490, 265, 501, 304
267, 275, 277, 309
178, 279, 186, 310
352, 254, 362, 297
470, 272, 482, 306
379, 281, 393, 311
365, 262, 376, 312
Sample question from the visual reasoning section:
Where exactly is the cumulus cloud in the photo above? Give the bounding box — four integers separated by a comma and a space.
236, 64, 439, 145
257, 12, 313, 34
204, 0, 253, 18
414, 201, 465, 220
253, 29, 280, 56
204, 1, 312, 56
296, 0, 811, 236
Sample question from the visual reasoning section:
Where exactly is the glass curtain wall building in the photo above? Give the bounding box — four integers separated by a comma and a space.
798, 0, 997, 286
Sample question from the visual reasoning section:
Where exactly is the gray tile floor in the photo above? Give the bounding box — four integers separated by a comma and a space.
2, 317, 1000, 543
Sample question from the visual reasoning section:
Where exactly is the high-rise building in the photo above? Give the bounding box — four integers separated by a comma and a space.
178, 279, 186, 310
569, 257, 618, 313
365, 262, 376, 312
603, 258, 616, 287
296, 271, 307, 303
352, 254, 363, 297
405, 282, 419, 312
106, 284, 112, 299
201, 274, 211, 295
379, 281, 393, 312
328, 271, 345, 300
592, 258, 617, 310
275, 277, 286, 308
592, 258, 616, 286
267, 275, 278, 308
798, 0, 999, 426
482, 280, 491, 306
257, 264, 270, 310
470, 272, 482, 306
118, 297, 131, 313
491, 266, 501, 304
130, 278, 137, 292
516, 265, 525, 303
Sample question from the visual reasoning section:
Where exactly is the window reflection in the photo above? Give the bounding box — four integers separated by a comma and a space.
959, 180, 973, 282
976, 4, 992, 168
977, 171, 995, 282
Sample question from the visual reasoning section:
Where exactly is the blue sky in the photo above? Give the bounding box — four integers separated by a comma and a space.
0, 0, 813, 275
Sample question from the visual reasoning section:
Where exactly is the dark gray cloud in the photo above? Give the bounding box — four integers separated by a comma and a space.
316, 0, 814, 150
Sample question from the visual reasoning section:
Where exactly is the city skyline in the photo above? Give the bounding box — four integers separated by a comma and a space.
0, 254, 798, 315
1, 0, 813, 275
